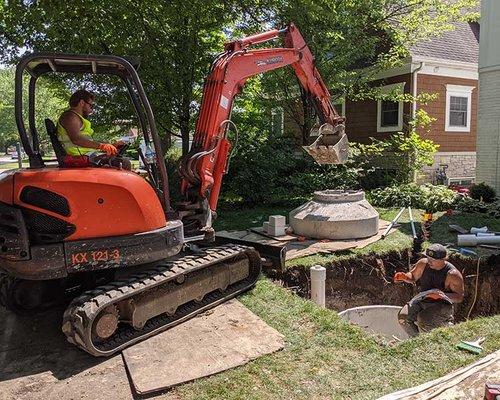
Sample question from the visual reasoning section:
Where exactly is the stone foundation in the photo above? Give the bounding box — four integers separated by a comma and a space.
420, 151, 476, 184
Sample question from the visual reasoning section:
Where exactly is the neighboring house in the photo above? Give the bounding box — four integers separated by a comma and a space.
344, 20, 479, 185
476, 0, 500, 191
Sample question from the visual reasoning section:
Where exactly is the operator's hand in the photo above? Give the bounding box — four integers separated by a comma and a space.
394, 272, 412, 283
99, 143, 118, 156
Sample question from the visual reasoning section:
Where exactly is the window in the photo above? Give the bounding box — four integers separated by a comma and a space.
445, 85, 474, 132
377, 82, 405, 133
380, 100, 399, 126
449, 96, 468, 126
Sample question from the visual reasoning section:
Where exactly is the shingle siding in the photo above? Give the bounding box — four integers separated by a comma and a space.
344, 74, 412, 143
416, 74, 478, 152
476, 69, 500, 189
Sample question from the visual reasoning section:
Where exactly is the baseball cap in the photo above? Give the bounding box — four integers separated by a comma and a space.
424, 244, 447, 260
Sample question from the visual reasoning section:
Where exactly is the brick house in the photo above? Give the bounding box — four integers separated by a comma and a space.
343, 20, 479, 184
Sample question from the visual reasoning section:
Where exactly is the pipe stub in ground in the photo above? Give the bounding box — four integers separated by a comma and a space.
310, 265, 326, 308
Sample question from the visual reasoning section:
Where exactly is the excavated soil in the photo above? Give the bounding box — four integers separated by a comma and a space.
276, 251, 500, 321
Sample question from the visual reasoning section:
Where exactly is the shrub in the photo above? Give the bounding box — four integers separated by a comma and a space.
368, 184, 458, 212
469, 182, 497, 203
420, 184, 458, 213
455, 197, 500, 218
368, 183, 424, 208
165, 146, 183, 203
224, 133, 362, 204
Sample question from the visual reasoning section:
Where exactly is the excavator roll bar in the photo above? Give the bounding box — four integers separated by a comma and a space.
14, 53, 173, 212
180, 23, 349, 213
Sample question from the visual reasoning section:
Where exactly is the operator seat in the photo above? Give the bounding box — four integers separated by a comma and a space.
45, 119, 66, 167
44, 118, 89, 168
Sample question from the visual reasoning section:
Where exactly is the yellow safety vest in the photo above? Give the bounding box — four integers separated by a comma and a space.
57, 111, 95, 156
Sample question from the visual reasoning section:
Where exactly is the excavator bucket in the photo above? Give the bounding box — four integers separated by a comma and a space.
302, 123, 349, 165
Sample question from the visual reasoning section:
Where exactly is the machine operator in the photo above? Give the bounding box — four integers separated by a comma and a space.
57, 89, 131, 170
394, 243, 465, 337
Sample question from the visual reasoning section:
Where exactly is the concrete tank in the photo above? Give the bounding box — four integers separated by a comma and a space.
339, 305, 410, 341
289, 190, 379, 240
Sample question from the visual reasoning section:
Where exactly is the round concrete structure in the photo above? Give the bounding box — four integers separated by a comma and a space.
339, 305, 410, 341
289, 190, 379, 240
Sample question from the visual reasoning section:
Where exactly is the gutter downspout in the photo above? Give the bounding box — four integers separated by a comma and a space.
412, 61, 424, 119
411, 61, 424, 182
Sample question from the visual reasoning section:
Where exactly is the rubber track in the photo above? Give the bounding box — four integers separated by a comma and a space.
62, 244, 261, 357
0, 273, 10, 308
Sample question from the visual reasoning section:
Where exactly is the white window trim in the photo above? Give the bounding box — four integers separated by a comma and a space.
377, 82, 405, 133
445, 84, 475, 133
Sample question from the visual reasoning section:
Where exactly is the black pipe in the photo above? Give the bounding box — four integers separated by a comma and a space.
14, 58, 42, 168
28, 76, 43, 162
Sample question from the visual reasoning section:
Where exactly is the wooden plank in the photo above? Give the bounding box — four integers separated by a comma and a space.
378, 349, 500, 400
122, 300, 284, 395
217, 220, 392, 260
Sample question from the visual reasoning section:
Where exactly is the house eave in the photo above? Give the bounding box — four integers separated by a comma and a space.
368, 56, 478, 81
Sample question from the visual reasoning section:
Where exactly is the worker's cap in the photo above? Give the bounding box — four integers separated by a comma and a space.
424, 243, 447, 260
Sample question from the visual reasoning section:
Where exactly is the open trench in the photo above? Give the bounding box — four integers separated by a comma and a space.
273, 251, 500, 322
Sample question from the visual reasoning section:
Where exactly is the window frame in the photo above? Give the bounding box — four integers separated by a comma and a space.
377, 82, 405, 133
445, 84, 474, 133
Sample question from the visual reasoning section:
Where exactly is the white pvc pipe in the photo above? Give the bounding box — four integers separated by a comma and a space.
457, 234, 500, 246
310, 265, 326, 307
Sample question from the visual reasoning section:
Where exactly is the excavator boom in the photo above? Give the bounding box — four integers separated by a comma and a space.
180, 23, 348, 212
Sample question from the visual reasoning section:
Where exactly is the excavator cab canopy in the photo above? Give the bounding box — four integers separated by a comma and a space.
14, 52, 171, 211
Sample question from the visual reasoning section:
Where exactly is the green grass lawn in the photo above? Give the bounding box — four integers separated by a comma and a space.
214, 204, 500, 266
173, 279, 500, 400
214, 205, 416, 268
189, 204, 500, 399
0, 161, 29, 169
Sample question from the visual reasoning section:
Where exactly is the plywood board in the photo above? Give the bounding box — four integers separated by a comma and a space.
122, 300, 284, 395
217, 219, 392, 260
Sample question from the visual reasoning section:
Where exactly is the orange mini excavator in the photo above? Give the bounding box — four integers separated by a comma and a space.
0, 23, 348, 356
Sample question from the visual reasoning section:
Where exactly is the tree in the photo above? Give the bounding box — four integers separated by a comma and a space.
0, 0, 479, 154
0, 0, 237, 155
233, 0, 479, 144
0, 68, 67, 154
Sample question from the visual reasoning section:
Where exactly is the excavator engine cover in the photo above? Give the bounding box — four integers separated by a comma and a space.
303, 123, 348, 164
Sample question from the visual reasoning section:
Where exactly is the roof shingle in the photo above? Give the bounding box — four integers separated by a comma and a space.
410, 21, 479, 64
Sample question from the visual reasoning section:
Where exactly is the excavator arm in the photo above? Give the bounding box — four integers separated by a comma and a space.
179, 23, 348, 222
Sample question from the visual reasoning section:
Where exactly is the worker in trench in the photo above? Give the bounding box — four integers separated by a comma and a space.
57, 89, 132, 170
394, 244, 465, 336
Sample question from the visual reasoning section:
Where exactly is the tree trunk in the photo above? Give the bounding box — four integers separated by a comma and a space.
179, 92, 192, 156
300, 95, 314, 146
179, 112, 190, 156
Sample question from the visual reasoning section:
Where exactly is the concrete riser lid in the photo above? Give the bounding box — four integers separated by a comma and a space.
289, 190, 379, 240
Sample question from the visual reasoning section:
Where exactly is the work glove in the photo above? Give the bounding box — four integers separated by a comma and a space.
424, 290, 446, 301
99, 143, 118, 156
394, 272, 412, 283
